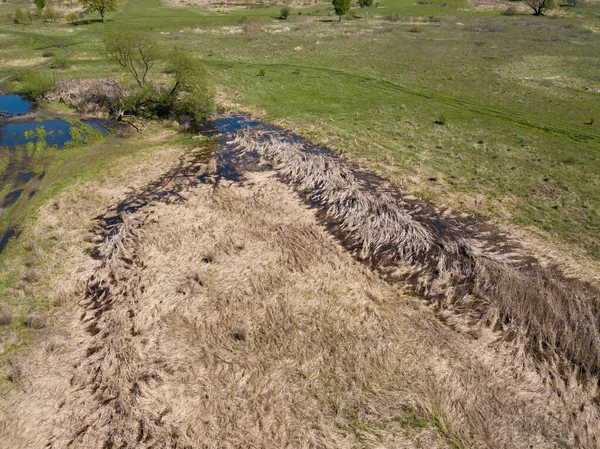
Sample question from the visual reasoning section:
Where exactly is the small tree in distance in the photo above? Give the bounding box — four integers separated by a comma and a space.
359, 0, 374, 20
34, 0, 46, 11
524, 0, 558, 15
332, 0, 351, 21
79, 0, 118, 22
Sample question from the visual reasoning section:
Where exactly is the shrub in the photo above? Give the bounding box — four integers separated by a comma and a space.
43, 5, 61, 21
65, 11, 80, 23
280, 5, 290, 19
501, 5, 517, 14
434, 114, 447, 125
408, 25, 421, 32
12, 8, 34, 24
50, 58, 69, 69
385, 12, 400, 21
42, 51, 55, 58
258, 68, 266, 77
11, 69, 54, 100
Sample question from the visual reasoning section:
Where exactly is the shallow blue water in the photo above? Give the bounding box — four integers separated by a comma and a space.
0, 95, 32, 117
0, 118, 110, 148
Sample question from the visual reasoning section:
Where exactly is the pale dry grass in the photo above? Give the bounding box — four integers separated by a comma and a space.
234, 130, 600, 379
2, 131, 600, 448
3, 169, 598, 448
47, 78, 127, 114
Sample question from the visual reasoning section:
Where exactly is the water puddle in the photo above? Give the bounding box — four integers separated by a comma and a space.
0, 95, 31, 118
0, 94, 112, 256
0, 118, 109, 148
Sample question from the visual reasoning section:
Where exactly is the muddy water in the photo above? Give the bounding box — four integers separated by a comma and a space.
0, 95, 111, 255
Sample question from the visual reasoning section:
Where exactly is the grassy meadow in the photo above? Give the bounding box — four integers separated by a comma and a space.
0, 0, 599, 257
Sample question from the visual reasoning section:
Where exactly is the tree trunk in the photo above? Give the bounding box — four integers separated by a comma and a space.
101, 10, 105, 22
338, 15, 342, 22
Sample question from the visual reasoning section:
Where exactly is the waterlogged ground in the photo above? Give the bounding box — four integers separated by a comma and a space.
0, 95, 111, 253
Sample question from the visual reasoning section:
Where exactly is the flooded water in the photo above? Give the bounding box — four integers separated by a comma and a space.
0, 118, 110, 148
0, 95, 31, 117
0, 94, 111, 256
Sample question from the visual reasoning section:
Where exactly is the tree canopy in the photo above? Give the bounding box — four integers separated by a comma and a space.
104, 32, 215, 124
358, 0, 373, 19
332, 0, 351, 21
104, 31, 160, 87
79, 0, 118, 22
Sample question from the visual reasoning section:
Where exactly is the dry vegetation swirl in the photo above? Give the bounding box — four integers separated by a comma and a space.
233, 129, 600, 378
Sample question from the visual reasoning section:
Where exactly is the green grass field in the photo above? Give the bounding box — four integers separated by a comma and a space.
0, 0, 599, 257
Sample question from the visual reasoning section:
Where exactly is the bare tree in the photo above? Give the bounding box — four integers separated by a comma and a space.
524, 0, 558, 15
104, 31, 160, 87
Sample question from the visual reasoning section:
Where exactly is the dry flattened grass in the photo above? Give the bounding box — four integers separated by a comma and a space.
28, 173, 599, 448
3, 133, 600, 448
47, 78, 127, 114
233, 130, 600, 378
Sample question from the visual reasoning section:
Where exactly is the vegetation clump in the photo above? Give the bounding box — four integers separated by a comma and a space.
9, 69, 54, 100
104, 31, 214, 124
279, 5, 290, 19
79, 0, 118, 22
332, 0, 351, 21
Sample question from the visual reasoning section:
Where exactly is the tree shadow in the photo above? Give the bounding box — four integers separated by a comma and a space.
71, 18, 112, 26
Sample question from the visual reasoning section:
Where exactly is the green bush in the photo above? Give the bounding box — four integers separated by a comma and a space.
10, 69, 55, 100
43, 5, 61, 21
258, 67, 266, 77
50, 58, 70, 70
12, 8, 34, 24
114, 46, 215, 124
65, 11, 80, 24
280, 5, 291, 19
434, 114, 447, 125
501, 5, 518, 14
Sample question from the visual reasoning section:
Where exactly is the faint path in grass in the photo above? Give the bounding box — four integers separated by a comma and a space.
0, 31, 73, 94
207, 59, 600, 143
